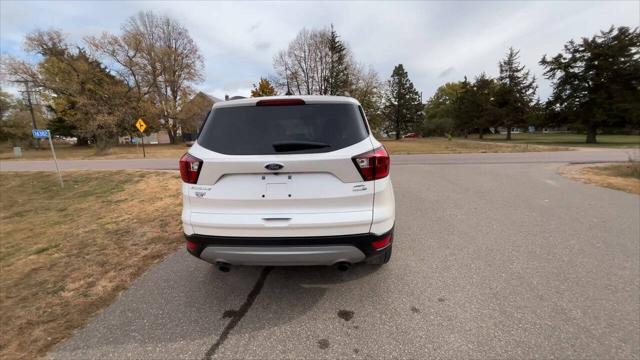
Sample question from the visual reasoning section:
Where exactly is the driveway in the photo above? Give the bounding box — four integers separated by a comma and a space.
50, 155, 639, 359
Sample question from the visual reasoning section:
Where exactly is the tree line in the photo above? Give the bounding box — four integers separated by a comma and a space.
1, 11, 204, 151
248, 25, 425, 140
1, 17, 638, 150
252, 25, 638, 144
422, 26, 639, 143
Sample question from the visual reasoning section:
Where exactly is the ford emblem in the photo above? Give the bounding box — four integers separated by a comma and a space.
264, 163, 284, 171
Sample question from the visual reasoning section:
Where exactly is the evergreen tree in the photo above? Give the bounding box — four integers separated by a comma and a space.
436, 75, 499, 139
47, 115, 77, 137
526, 97, 546, 131
382, 64, 424, 139
325, 25, 349, 95
452, 76, 475, 138
496, 47, 537, 140
540, 26, 640, 143
15, 30, 135, 150
422, 82, 462, 137
471, 73, 499, 139
250, 78, 278, 97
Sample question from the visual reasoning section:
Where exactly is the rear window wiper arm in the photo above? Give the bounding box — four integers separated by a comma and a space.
272, 141, 331, 152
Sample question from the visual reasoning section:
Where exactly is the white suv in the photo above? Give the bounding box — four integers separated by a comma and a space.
180, 96, 395, 271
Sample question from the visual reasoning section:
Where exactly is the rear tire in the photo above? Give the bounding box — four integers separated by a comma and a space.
367, 245, 392, 265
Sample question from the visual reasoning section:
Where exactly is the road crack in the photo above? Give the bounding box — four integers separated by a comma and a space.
202, 266, 273, 360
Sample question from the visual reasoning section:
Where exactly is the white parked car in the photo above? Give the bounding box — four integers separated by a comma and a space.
180, 96, 395, 271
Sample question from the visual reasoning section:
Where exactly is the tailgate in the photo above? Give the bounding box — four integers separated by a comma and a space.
186, 140, 374, 237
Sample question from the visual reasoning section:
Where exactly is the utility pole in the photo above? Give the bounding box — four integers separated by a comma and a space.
14, 80, 40, 149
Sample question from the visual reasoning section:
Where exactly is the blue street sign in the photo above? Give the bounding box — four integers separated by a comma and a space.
32, 129, 50, 139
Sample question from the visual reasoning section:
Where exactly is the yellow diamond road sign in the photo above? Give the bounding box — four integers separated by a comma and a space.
135, 118, 147, 133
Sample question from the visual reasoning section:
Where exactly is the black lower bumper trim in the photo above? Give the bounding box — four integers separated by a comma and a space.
184, 228, 394, 259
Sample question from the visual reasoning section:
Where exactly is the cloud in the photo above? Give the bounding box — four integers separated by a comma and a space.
253, 41, 271, 52
248, 22, 261, 33
438, 67, 455, 78
1, 1, 638, 101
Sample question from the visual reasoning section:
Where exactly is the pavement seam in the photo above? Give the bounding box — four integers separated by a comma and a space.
202, 266, 273, 360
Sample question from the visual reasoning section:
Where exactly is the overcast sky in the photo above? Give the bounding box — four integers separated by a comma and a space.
1, 1, 638, 100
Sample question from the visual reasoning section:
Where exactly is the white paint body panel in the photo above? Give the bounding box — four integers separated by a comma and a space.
181, 96, 395, 239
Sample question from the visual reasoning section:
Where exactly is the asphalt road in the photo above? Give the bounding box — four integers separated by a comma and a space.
49, 152, 639, 359
1, 148, 638, 171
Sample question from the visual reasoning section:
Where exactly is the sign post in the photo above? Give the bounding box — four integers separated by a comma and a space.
135, 118, 147, 158
33, 129, 63, 188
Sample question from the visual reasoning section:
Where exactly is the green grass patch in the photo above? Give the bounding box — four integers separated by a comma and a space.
0, 142, 189, 161
481, 133, 640, 147
381, 137, 569, 154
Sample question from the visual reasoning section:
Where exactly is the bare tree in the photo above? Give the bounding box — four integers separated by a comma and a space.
271, 26, 385, 132
273, 28, 332, 95
349, 62, 383, 131
89, 11, 204, 143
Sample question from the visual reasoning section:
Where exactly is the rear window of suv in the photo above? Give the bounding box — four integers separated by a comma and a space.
197, 103, 369, 155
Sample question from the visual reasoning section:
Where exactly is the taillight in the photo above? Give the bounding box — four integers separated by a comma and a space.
186, 240, 199, 252
186, 240, 201, 256
179, 153, 203, 184
352, 146, 390, 181
371, 233, 393, 250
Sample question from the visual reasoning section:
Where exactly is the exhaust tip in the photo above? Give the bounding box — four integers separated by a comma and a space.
336, 262, 351, 272
216, 262, 231, 272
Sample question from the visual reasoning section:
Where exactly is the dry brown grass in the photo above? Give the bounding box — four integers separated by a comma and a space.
0, 171, 183, 359
0, 143, 189, 161
1, 138, 571, 161
381, 138, 570, 154
560, 162, 640, 195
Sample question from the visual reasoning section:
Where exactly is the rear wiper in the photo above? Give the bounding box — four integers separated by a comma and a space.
272, 141, 330, 152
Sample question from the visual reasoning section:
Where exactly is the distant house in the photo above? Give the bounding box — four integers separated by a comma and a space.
542, 127, 571, 134
119, 92, 223, 145
497, 127, 524, 135
119, 131, 170, 145
178, 92, 223, 143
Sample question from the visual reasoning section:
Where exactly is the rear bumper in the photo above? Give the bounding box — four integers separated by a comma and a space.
200, 245, 365, 266
184, 228, 393, 266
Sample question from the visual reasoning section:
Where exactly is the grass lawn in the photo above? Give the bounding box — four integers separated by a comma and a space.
481, 133, 640, 148
0, 143, 190, 161
1, 139, 570, 161
560, 162, 640, 194
1, 134, 636, 161
0, 171, 183, 359
381, 137, 569, 154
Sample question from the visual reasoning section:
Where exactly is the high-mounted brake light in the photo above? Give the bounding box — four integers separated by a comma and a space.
256, 98, 305, 106
352, 146, 390, 181
179, 153, 203, 184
